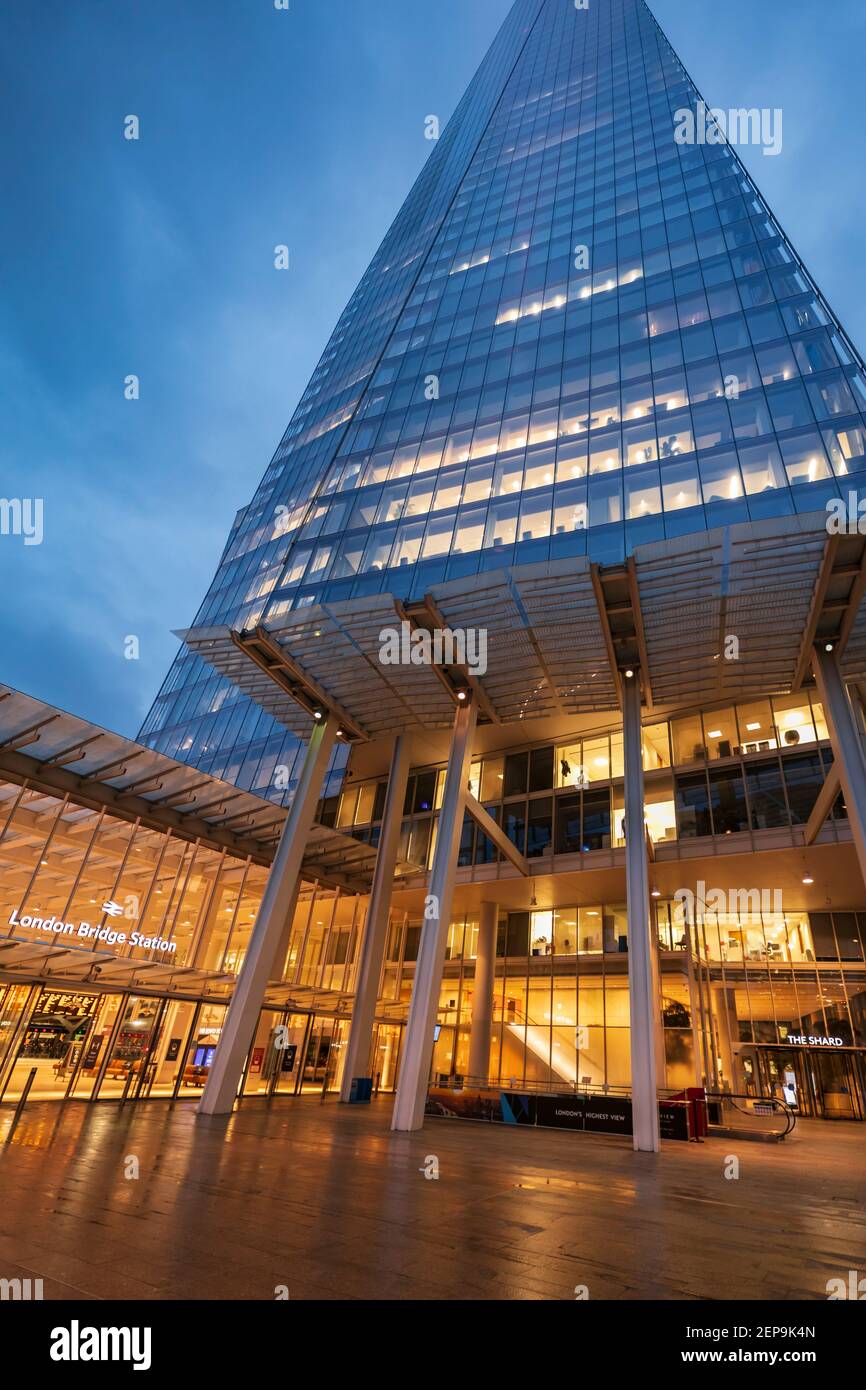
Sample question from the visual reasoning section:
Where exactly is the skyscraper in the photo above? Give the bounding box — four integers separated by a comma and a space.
141, 0, 866, 804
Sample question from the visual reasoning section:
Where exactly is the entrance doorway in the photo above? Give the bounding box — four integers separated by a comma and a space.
752, 1046, 865, 1120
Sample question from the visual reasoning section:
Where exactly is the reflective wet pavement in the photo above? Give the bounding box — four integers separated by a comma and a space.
1, 1097, 864, 1300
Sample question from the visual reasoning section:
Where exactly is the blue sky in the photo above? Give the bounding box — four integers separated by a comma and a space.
1, 0, 864, 737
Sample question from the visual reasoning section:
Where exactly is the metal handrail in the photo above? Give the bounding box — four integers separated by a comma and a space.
705, 1090, 797, 1139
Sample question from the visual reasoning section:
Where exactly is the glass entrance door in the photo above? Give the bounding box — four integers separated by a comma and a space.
814, 1051, 864, 1120
755, 1047, 865, 1119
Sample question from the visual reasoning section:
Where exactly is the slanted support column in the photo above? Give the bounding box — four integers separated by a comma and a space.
812, 644, 866, 890
622, 675, 660, 1153
198, 715, 337, 1116
392, 698, 478, 1132
340, 734, 411, 1101
468, 901, 498, 1083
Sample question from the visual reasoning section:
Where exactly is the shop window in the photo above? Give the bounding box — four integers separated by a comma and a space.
708, 766, 749, 834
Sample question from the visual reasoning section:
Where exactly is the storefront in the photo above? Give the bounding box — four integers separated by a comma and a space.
742, 1043, 866, 1121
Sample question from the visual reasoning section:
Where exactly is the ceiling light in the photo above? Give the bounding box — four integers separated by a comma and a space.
802, 874, 814, 886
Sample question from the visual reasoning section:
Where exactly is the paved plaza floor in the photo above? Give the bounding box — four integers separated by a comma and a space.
1, 1096, 864, 1300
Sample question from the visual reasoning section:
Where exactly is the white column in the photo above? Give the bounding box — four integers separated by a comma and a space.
339, 734, 411, 1101
391, 698, 477, 1131
468, 901, 497, 1083
198, 715, 337, 1116
623, 675, 660, 1152
812, 644, 866, 890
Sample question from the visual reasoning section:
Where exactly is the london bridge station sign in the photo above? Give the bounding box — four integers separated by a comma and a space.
8, 902, 177, 954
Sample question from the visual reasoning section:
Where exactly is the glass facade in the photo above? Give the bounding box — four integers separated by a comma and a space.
333, 690, 841, 871
139, 0, 866, 810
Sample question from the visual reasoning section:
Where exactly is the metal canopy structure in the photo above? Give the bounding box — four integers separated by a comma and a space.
0, 935, 237, 1000
180, 514, 866, 738
0, 685, 408, 893
0, 684, 287, 865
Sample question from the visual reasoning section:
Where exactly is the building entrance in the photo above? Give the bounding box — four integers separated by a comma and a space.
750, 1046, 865, 1120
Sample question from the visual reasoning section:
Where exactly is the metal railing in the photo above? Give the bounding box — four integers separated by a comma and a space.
704, 1091, 797, 1141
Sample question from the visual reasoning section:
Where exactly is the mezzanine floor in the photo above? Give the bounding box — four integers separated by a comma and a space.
0, 1096, 864, 1301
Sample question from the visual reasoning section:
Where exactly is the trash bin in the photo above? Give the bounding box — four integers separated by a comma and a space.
348, 1077, 372, 1104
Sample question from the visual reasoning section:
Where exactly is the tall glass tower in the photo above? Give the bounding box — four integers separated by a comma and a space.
140, 0, 866, 803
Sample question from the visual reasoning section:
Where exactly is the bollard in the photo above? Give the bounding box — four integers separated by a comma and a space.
118, 1068, 136, 1109
4, 1067, 37, 1142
